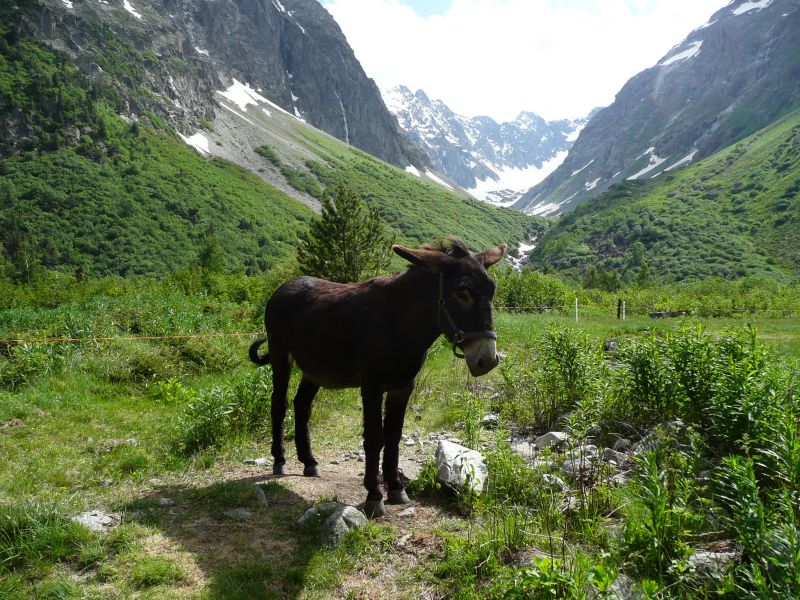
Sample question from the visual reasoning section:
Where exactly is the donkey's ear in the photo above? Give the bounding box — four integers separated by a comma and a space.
392, 245, 450, 272
475, 244, 507, 268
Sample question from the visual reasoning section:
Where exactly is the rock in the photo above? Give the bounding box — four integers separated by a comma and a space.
542, 473, 569, 493
296, 502, 343, 526
243, 457, 270, 466
567, 445, 598, 461
156, 497, 175, 506
435, 440, 488, 493
320, 506, 368, 547
603, 338, 620, 353
601, 448, 629, 466
559, 494, 579, 514
397, 507, 416, 518
511, 440, 537, 458
404, 438, 416, 446
482, 413, 499, 429
253, 483, 269, 507
533, 431, 569, 450
73, 510, 121, 532
224, 508, 252, 521
610, 471, 632, 486
398, 458, 421, 482
607, 574, 643, 600
613, 438, 632, 452
687, 547, 740, 579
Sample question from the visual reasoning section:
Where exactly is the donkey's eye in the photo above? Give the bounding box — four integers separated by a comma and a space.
455, 289, 471, 303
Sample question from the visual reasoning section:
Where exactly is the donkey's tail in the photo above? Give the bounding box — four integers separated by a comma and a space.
248, 337, 271, 366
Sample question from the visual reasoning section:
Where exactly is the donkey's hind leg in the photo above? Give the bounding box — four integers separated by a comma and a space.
269, 353, 292, 476
293, 376, 321, 477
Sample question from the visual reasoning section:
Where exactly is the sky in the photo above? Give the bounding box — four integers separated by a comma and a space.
321, 0, 726, 122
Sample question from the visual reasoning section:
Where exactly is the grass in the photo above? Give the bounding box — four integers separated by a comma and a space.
1, 274, 799, 598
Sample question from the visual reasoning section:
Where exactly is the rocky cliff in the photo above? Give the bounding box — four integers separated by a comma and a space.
8, 0, 426, 169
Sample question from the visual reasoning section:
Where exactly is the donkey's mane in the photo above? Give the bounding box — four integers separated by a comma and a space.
421, 237, 471, 259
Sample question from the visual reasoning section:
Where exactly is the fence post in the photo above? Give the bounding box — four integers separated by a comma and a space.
575, 297, 579, 323
617, 298, 622, 320
622, 300, 626, 321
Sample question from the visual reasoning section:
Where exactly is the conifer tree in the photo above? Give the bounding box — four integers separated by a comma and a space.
298, 183, 394, 283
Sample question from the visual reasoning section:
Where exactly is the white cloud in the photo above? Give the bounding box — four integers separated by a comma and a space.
322, 0, 724, 121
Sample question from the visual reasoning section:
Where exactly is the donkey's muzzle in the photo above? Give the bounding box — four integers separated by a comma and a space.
464, 338, 499, 377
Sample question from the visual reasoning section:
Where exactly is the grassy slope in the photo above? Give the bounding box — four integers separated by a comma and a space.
531, 109, 800, 284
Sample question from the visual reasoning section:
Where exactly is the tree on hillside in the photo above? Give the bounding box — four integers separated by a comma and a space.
298, 183, 394, 283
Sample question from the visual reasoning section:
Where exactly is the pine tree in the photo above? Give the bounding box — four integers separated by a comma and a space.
297, 183, 394, 283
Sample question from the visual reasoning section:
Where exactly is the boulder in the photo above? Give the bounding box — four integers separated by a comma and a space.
482, 413, 500, 429
320, 506, 368, 547
73, 510, 121, 532
687, 547, 740, 579
435, 440, 488, 493
533, 431, 569, 450
296, 502, 343, 526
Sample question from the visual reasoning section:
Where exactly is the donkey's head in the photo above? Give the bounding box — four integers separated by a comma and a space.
393, 238, 506, 376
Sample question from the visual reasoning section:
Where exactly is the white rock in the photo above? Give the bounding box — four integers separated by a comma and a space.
320, 506, 368, 547
243, 457, 270, 466
687, 549, 740, 579
73, 510, 121, 532
533, 431, 569, 450
435, 440, 488, 493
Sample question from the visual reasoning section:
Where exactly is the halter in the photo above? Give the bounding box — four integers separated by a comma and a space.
437, 273, 497, 359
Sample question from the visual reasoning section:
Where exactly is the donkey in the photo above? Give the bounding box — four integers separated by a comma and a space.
249, 238, 505, 517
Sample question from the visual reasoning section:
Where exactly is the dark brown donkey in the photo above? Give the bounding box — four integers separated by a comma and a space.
249, 238, 505, 517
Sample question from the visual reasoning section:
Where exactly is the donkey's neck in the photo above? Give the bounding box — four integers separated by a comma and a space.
385, 267, 442, 352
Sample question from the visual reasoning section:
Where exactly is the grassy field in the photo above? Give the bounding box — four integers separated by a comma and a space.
1, 276, 799, 598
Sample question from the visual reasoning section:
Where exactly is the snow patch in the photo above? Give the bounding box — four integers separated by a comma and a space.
565, 121, 586, 143
61, 0, 73, 9
122, 0, 142, 19
261, 108, 272, 117
178, 132, 211, 155
732, 0, 773, 16
585, 177, 602, 191
468, 152, 568, 206
628, 148, 669, 180
272, 0, 286, 13
664, 149, 699, 172
194, 47, 209, 56
425, 170, 453, 190
571, 159, 594, 177
660, 41, 702, 67
405, 165, 421, 177
217, 79, 294, 117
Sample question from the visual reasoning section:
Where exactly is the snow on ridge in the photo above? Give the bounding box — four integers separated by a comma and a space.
178, 132, 211, 155
628, 148, 669, 180
405, 165, 421, 177
585, 177, 601, 191
636, 147, 656, 160
660, 41, 702, 67
732, 0, 773, 16
664, 149, 699, 172
194, 47, 209, 56
60, 0, 73, 9
123, 0, 142, 19
272, 0, 287, 13
570, 159, 594, 177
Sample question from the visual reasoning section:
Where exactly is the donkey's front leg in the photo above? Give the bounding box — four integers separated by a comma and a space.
383, 383, 413, 505
361, 385, 386, 518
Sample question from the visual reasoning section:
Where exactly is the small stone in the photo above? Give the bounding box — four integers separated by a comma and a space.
224, 508, 252, 521
320, 506, 368, 547
404, 438, 416, 446
397, 507, 416, 518
687, 548, 740, 579
607, 574, 643, 600
542, 473, 569, 493
567, 445, 598, 461
603, 338, 620, 353
253, 483, 269, 507
330, 460, 341, 465
601, 448, 628, 465
613, 438, 632, 452
243, 457, 270, 466
156, 497, 175, 506
533, 431, 569, 450
73, 510, 121, 532
356, 451, 365, 462
482, 413, 499, 429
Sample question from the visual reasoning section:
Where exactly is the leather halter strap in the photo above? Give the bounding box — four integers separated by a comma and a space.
437, 273, 497, 359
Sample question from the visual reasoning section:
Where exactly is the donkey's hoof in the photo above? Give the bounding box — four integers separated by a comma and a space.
387, 489, 410, 505
303, 465, 321, 477
273, 463, 286, 476
363, 499, 386, 518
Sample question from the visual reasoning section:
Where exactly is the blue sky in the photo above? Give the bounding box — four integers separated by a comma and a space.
324, 0, 726, 121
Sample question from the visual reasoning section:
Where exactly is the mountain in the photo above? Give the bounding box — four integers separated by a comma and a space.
516, 0, 800, 215
529, 107, 800, 285
6, 0, 426, 172
0, 0, 536, 278
383, 85, 587, 207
